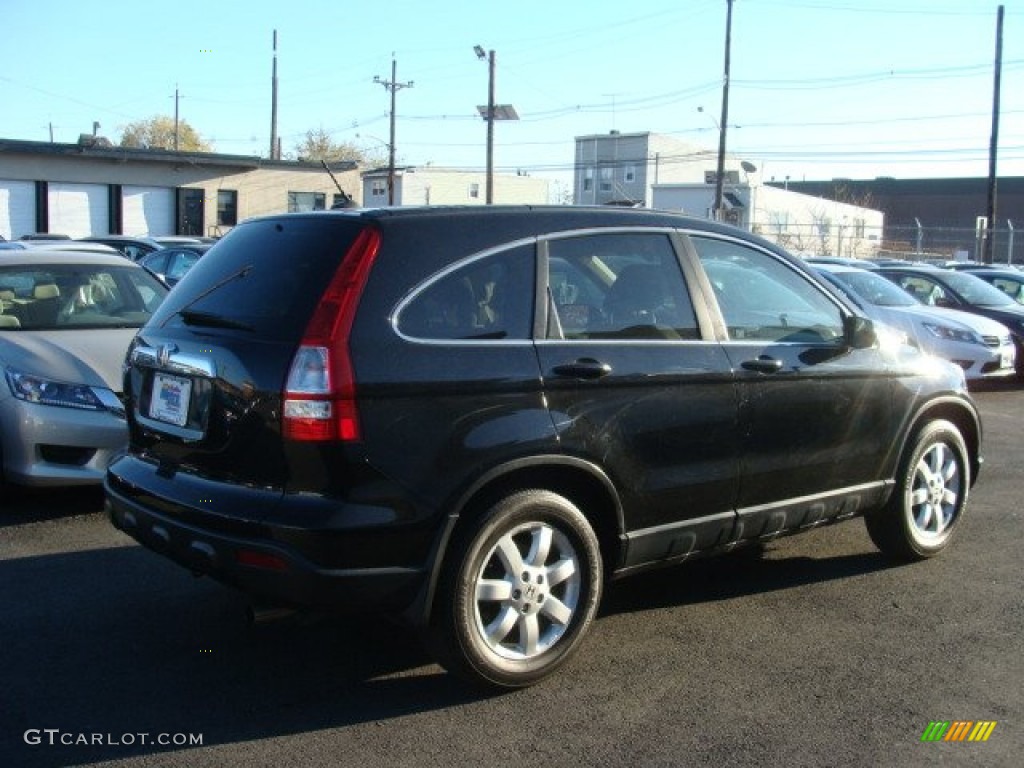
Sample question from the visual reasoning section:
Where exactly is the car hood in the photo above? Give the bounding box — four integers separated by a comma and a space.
898, 304, 1012, 336
0, 329, 136, 392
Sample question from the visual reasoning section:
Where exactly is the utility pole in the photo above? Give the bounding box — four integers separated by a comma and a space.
374, 56, 413, 206
983, 4, 1004, 263
173, 84, 180, 152
713, 0, 734, 221
270, 30, 279, 160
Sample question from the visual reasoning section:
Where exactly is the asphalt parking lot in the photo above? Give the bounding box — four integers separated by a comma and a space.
1, 384, 1021, 768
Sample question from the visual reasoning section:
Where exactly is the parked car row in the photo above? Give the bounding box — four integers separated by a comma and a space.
814, 264, 1016, 382
1, 235, 218, 289
872, 264, 1024, 378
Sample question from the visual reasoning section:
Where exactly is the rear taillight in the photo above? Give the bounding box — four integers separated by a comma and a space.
283, 226, 381, 442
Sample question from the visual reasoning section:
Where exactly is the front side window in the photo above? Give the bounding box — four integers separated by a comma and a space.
399, 245, 534, 341
991, 277, 1024, 303
891, 275, 947, 306
692, 236, 844, 343
546, 232, 698, 340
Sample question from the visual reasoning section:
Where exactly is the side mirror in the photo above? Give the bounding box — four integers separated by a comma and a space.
844, 315, 876, 349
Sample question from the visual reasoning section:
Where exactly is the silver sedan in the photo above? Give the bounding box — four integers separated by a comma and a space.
815, 264, 1016, 382
0, 250, 168, 490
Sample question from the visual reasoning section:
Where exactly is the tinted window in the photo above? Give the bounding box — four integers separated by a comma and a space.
990, 277, 1024, 302
941, 271, 1017, 306
149, 217, 365, 340
165, 250, 201, 282
545, 232, 698, 340
399, 245, 534, 340
692, 237, 843, 343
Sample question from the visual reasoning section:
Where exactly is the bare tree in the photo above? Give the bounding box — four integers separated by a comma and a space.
293, 128, 381, 165
119, 116, 212, 152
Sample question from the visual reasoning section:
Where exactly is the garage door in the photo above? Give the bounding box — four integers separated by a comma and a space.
0, 180, 36, 240
48, 182, 109, 238
122, 186, 174, 236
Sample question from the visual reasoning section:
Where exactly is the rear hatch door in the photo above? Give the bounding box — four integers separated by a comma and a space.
123, 216, 368, 513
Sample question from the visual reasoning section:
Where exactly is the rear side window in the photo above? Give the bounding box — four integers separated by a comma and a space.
149, 217, 366, 341
398, 245, 534, 340
545, 232, 698, 340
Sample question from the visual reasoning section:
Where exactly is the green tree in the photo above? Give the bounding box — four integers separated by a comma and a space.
294, 127, 380, 164
119, 116, 212, 152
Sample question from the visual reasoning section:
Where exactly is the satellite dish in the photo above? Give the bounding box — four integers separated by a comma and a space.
741, 161, 757, 174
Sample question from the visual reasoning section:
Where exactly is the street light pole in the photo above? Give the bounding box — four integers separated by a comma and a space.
475, 46, 496, 204
486, 49, 495, 204
475, 46, 518, 205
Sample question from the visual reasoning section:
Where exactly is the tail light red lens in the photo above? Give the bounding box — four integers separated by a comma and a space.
282, 226, 381, 442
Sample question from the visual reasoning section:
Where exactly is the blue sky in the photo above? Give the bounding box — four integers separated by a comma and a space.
2, 0, 1021, 193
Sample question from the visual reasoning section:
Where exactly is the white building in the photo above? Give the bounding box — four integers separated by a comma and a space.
652, 181, 884, 259
574, 131, 748, 207
362, 167, 549, 207
0, 137, 361, 240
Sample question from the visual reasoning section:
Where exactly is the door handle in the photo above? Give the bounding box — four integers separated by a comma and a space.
552, 359, 612, 379
741, 356, 784, 373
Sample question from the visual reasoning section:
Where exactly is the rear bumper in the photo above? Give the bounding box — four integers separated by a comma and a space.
104, 480, 425, 613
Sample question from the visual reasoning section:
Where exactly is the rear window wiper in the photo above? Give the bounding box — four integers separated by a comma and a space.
162, 264, 253, 329
178, 309, 255, 331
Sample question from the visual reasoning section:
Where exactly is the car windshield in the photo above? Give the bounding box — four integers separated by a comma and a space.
0, 263, 168, 331
832, 270, 918, 308
942, 271, 1018, 307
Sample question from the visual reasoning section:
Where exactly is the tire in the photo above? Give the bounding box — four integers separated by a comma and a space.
865, 420, 969, 561
431, 489, 603, 689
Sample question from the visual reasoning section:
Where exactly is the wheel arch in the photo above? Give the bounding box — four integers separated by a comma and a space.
406, 455, 625, 627
903, 396, 982, 485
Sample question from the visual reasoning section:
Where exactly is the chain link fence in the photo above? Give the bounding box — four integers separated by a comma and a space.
750, 221, 1019, 264
881, 225, 1019, 264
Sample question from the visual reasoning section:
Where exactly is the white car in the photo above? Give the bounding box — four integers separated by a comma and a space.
816, 264, 1016, 382
0, 250, 168, 492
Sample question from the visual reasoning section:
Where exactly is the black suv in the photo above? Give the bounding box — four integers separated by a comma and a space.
105, 206, 981, 688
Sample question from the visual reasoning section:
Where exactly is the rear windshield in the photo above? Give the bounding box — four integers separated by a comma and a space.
149, 216, 366, 341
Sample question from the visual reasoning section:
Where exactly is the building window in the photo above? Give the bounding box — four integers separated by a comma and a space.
469, 183, 480, 199
583, 167, 594, 191
600, 167, 613, 192
371, 180, 387, 198
287, 192, 326, 212
624, 165, 636, 183
217, 190, 238, 227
